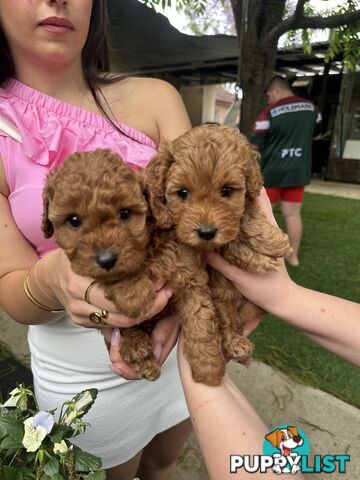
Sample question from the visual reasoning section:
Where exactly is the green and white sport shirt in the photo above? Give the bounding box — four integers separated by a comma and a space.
251, 96, 321, 188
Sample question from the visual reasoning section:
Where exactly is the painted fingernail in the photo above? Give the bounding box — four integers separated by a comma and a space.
111, 328, 121, 347
166, 289, 173, 299
109, 364, 124, 376
153, 342, 163, 361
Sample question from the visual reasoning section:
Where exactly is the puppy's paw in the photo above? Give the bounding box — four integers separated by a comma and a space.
222, 334, 253, 364
190, 361, 226, 386
109, 285, 156, 321
252, 254, 282, 273
136, 360, 161, 381
120, 327, 160, 380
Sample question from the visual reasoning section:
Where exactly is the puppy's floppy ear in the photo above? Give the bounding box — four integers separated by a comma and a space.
244, 144, 263, 199
231, 129, 263, 200
41, 178, 55, 239
135, 169, 152, 222
145, 141, 174, 229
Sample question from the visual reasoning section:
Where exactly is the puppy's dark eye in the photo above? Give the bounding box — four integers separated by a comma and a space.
221, 186, 233, 197
66, 215, 82, 229
177, 188, 190, 200
119, 209, 132, 220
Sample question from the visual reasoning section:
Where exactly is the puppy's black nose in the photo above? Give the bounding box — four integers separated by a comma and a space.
293, 436, 302, 444
197, 226, 218, 240
96, 250, 118, 270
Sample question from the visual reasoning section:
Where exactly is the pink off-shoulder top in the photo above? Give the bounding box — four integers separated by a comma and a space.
0, 79, 157, 257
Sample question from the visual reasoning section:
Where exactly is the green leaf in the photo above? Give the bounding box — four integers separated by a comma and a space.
73, 447, 102, 472
0, 465, 23, 480
1, 435, 23, 449
17, 468, 35, 480
43, 455, 60, 475
0, 417, 24, 443
50, 475, 66, 480
49, 425, 74, 443
84, 471, 106, 480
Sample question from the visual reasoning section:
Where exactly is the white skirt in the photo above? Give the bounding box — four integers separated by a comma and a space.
28, 315, 189, 469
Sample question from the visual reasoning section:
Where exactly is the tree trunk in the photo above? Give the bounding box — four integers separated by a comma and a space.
239, 41, 276, 137
231, 0, 286, 137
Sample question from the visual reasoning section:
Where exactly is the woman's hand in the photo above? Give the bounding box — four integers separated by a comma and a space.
103, 315, 180, 380
39, 249, 172, 329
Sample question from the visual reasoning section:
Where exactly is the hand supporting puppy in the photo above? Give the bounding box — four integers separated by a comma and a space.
40, 248, 172, 329
206, 188, 360, 368
104, 314, 180, 380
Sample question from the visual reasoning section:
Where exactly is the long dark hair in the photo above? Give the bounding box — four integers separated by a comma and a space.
0, 0, 131, 137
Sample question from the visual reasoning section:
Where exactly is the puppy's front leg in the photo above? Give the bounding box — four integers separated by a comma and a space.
106, 275, 160, 381
209, 270, 253, 363
179, 286, 226, 386
150, 238, 226, 385
120, 326, 161, 381
106, 273, 156, 321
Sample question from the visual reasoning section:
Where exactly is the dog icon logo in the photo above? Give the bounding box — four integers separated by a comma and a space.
231, 424, 349, 476
264, 425, 307, 475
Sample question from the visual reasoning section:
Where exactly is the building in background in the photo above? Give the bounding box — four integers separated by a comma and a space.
180, 85, 240, 126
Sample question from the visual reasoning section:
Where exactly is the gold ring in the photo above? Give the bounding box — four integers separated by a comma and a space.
101, 309, 108, 319
89, 311, 107, 326
84, 280, 97, 304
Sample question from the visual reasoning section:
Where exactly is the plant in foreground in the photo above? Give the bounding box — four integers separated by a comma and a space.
0, 385, 105, 479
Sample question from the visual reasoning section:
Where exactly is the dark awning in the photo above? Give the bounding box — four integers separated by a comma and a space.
107, 0, 339, 85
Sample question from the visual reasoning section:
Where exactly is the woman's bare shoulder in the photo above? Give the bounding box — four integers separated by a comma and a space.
105, 76, 178, 102
102, 76, 191, 143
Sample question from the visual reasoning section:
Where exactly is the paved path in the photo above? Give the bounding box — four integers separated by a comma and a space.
1, 180, 359, 479
305, 179, 360, 200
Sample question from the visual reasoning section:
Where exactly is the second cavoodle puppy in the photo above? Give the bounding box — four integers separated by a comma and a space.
146, 125, 292, 379
41, 148, 160, 380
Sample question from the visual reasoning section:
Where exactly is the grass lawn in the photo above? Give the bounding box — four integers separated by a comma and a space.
250, 192, 360, 407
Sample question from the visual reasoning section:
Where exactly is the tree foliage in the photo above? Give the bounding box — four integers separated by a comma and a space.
141, 0, 209, 15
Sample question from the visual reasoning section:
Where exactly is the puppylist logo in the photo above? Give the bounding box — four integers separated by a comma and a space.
230, 424, 350, 475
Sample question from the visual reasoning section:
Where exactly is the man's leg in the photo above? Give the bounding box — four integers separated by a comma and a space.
281, 200, 303, 266
135, 418, 192, 480
265, 187, 281, 206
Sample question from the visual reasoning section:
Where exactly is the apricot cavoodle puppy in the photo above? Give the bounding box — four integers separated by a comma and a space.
145, 125, 292, 381
41, 149, 160, 380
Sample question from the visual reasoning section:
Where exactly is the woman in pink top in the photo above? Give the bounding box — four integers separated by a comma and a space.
0, 0, 192, 479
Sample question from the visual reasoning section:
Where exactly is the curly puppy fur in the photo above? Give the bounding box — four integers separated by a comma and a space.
145, 125, 292, 383
41, 149, 160, 380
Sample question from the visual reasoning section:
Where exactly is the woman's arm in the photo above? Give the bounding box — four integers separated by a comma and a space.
0, 190, 54, 324
206, 189, 360, 367
177, 337, 303, 480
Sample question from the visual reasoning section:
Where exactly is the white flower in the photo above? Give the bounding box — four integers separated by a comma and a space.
33, 411, 55, 434
63, 390, 94, 425
22, 418, 47, 452
1, 389, 19, 408
63, 408, 77, 425
22, 411, 55, 452
1, 385, 31, 410
73, 390, 93, 415
53, 440, 68, 455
